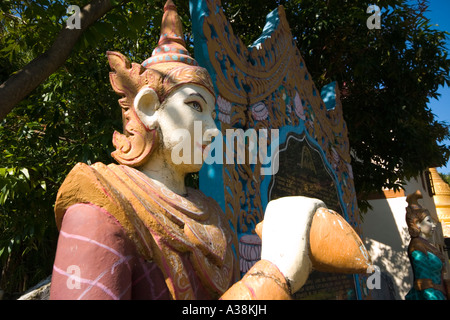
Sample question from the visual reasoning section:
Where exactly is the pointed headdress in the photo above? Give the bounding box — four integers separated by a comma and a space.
107, 0, 214, 167
142, 0, 198, 67
405, 190, 430, 238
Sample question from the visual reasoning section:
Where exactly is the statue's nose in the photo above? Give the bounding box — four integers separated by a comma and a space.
203, 126, 220, 144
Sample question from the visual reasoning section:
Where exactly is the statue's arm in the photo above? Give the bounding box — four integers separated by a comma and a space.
220, 259, 292, 300
50, 203, 134, 300
221, 196, 371, 300
221, 197, 327, 300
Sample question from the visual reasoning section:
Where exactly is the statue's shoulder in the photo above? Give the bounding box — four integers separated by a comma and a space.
408, 237, 435, 257
54, 162, 128, 229
54, 162, 154, 259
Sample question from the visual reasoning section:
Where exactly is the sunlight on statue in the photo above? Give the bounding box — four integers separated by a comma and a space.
405, 190, 449, 300
49, 0, 371, 300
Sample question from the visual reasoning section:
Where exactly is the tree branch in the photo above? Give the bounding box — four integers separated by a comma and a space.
0, 0, 124, 120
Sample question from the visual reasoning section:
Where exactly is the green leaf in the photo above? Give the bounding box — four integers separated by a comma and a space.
19, 168, 30, 180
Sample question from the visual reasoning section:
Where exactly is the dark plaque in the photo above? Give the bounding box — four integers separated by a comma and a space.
269, 132, 342, 213
268, 132, 357, 300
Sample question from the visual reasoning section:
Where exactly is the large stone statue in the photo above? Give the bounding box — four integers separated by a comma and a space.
405, 190, 448, 300
49, 1, 370, 300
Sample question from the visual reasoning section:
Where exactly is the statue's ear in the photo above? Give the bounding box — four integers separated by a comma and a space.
415, 220, 422, 230
134, 87, 160, 129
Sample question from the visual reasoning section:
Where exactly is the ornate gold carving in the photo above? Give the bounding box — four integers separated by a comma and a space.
199, 0, 360, 233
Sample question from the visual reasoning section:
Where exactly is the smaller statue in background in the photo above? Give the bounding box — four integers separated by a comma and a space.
405, 190, 448, 300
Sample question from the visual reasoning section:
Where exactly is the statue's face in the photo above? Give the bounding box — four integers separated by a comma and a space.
417, 215, 436, 239
156, 83, 219, 172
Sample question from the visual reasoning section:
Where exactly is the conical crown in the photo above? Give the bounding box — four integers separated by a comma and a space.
142, 0, 198, 67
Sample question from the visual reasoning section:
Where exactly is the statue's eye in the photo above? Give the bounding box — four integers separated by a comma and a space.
188, 101, 202, 112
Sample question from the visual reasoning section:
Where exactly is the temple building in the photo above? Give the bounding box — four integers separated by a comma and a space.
429, 168, 450, 240
362, 168, 450, 299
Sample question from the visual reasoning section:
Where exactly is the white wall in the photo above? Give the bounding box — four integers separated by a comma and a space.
362, 177, 437, 300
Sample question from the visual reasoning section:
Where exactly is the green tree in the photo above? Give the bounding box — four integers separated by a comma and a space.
439, 172, 450, 186
0, 0, 194, 297
0, 0, 449, 296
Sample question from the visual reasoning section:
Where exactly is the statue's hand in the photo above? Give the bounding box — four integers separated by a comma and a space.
260, 196, 326, 294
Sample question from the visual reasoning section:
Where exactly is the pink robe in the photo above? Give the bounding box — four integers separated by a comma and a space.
50, 162, 239, 300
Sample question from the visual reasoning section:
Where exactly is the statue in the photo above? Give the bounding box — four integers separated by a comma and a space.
405, 190, 448, 300
49, 0, 371, 300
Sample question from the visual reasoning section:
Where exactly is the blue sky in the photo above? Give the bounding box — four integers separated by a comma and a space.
426, 0, 450, 174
